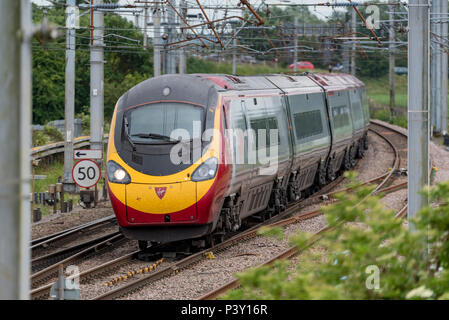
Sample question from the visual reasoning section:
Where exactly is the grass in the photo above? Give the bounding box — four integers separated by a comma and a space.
363, 73, 449, 129
32, 161, 81, 217
362, 74, 409, 108
32, 157, 107, 218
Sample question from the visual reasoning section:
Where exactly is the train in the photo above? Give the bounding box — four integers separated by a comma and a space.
106, 73, 370, 249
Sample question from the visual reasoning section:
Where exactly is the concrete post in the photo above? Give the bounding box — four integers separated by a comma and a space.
90, 0, 104, 156
64, 0, 76, 191
293, 17, 298, 73
178, 0, 186, 74
153, 3, 161, 76
389, 2, 395, 118
435, 0, 442, 133
0, 0, 32, 299
232, 36, 237, 75
143, 7, 148, 50
441, 0, 448, 136
351, 8, 356, 76
408, 0, 430, 231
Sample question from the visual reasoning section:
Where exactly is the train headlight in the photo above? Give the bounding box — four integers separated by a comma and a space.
107, 160, 131, 184
191, 157, 218, 182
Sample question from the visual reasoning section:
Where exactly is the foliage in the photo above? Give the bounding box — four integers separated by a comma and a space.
224, 173, 449, 300
357, 51, 389, 78
75, 109, 91, 136
32, 130, 50, 147
32, 3, 153, 125
186, 57, 288, 75
372, 110, 407, 128
32, 124, 64, 147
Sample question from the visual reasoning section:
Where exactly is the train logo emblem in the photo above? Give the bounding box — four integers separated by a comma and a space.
155, 187, 167, 199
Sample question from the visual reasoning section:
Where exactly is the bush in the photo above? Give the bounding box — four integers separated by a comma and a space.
76, 110, 90, 136
42, 125, 64, 142
32, 130, 49, 147
224, 173, 449, 300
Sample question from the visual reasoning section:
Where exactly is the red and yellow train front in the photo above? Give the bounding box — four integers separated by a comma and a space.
105, 75, 230, 243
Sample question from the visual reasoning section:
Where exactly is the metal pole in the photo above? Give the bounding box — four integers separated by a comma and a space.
408, 0, 430, 231
389, 2, 395, 118
0, 0, 31, 299
178, 0, 186, 74
441, 0, 448, 136
90, 0, 104, 156
153, 3, 161, 76
294, 17, 298, 74
143, 7, 148, 50
351, 8, 356, 76
232, 36, 237, 75
64, 0, 76, 192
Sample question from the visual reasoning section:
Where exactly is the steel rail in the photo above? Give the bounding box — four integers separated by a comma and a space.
31, 233, 125, 288
31, 250, 140, 300
32, 231, 120, 272
31, 215, 116, 249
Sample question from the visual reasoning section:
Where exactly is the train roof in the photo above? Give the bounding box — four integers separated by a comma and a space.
193, 73, 365, 92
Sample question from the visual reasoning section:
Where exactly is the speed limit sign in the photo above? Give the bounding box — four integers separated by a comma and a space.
72, 159, 101, 189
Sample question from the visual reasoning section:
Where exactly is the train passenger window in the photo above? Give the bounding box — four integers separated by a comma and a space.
351, 100, 364, 130
228, 100, 248, 168
267, 117, 280, 146
332, 105, 351, 129
250, 117, 280, 150
293, 110, 323, 140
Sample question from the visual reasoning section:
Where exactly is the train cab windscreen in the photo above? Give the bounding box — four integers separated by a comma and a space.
126, 102, 204, 144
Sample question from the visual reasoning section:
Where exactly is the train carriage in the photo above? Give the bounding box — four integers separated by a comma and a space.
106, 73, 370, 247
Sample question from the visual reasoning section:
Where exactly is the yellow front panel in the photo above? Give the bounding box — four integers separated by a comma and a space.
126, 181, 197, 214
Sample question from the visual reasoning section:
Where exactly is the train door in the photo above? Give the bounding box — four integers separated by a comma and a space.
241, 97, 279, 217
348, 88, 365, 140
226, 98, 252, 198
326, 90, 354, 172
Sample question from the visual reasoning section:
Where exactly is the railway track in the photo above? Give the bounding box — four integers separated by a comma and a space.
32, 215, 116, 256
31, 232, 127, 290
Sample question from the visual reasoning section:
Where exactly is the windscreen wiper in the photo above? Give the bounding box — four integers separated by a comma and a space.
131, 132, 181, 144
124, 117, 136, 151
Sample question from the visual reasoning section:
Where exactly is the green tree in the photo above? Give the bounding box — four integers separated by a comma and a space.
32, 2, 153, 124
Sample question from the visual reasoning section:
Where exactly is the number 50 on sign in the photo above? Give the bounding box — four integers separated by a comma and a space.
72, 159, 101, 189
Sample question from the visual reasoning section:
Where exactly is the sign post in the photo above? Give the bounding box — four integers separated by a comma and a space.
73, 149, 103, 160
